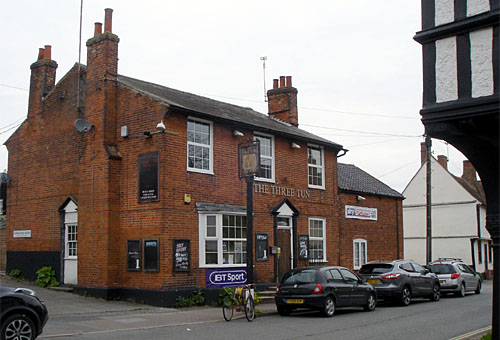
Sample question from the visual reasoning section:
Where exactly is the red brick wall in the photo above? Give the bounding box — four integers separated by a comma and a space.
338, 193, 404, 270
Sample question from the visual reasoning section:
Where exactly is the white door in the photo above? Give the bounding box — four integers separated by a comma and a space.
63, 201, 78, 285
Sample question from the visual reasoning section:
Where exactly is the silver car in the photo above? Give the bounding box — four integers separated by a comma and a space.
427, 258, 481, 297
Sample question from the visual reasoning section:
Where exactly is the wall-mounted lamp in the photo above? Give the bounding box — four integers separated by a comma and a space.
357, 195, 366, 201
233, 130, 244, 137
291, 142, 301, 149
140, 120, 179, 138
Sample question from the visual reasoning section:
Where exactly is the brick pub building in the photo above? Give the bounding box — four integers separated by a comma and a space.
5, 9, 403, 305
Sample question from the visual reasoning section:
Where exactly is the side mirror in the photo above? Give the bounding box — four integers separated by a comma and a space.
424, 269, 430, 275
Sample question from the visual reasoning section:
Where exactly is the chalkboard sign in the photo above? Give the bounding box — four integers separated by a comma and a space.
144, 239, 159, 272
256, 233, 269, 261
138, 152, 159, 202
127, 240, 142, 271
173, 239, 190, 272
298, 234, 309, 260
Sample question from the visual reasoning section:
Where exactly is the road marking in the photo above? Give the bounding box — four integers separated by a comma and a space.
448, 326, 491, 340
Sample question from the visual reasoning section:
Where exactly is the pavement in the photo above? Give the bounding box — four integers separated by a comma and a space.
0, 275, 492, 340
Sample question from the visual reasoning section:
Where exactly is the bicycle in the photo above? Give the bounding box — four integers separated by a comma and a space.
222, 284, 256, 322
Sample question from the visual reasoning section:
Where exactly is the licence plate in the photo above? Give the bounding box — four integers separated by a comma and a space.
367, 279, 380, 284
285, 299, 304, 304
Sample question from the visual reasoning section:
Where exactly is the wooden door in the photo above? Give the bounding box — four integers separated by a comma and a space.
277, 229, 291, 280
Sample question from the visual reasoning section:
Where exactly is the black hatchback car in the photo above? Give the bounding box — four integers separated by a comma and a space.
358, 259, 441, 306
275, 266, 376, 317
1, 286, 49, 340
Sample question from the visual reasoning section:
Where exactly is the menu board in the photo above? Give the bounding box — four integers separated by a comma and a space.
144, 239, 159, 272
138, 152, 159, 202
173, 239, 190, 272
127, 239, 142, 271
298, 234, 309, 260
256, 233, 269, 261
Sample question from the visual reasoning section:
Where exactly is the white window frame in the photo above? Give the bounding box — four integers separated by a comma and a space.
307, 144, 325, 189
254, 132, 275, 183
353, 238, 367, 270
199, 213, 248, 268
308, 217, 326, 262
65, 224, 78, 259
187, 117, 214, 174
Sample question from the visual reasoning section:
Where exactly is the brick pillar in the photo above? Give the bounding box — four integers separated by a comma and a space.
267, 76, 299, 127
28, 46, 58, 117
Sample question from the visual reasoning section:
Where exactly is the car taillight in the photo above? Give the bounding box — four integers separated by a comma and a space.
451, 273, 460, 280
312, 283, 323, 294
381, 273, 401, 279
276, 284, 281, 294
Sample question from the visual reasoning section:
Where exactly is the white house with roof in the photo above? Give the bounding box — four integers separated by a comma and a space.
403, 143, 492, 276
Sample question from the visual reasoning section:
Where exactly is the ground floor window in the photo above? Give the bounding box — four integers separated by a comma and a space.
353, 238, 367, 270
199, 213, 247, 267
309, 218, 326, 262
65, 224, 77, 258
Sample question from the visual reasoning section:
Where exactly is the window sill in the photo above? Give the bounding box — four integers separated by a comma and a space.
308, 185, 326, 190
187, 168, 214, 176
255, 177, 275, 184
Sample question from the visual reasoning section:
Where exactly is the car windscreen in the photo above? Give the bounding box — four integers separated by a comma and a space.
359, 263, 393, 274
428, 264, 457, 274
281, 269, 317, 284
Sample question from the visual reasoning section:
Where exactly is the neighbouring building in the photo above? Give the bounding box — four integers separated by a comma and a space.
414, 1, 498, 334
337, 163, 404, 271
4, 9, 403, 305
403, 143, 492, 276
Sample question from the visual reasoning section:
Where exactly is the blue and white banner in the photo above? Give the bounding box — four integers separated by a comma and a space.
345, 205, 377, 221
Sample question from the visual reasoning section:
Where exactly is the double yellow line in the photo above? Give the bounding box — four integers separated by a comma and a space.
449, 326, 491, 340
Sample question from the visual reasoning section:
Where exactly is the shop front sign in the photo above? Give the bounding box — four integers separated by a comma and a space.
206, 268, 247, 288
345, 205, 378, 221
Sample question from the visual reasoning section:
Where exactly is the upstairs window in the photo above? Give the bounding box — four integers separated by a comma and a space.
187, 118, 213, 174
308, 145, 324, 189
254, 133, 274, 181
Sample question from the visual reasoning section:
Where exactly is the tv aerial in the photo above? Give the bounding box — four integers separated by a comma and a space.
74, 118, 93, 133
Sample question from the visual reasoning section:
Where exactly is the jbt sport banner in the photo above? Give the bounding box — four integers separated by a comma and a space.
345, 205, 377, 221
205, 268, 247, 288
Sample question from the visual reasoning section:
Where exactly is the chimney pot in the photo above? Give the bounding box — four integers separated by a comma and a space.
94, 22, 103, 37
273, 79, 279, 89
286, 76, 292, 87
38, 48, 45, 60
44, 45, 52, 60
279, 76, 285, 88
104, 8, 113, 33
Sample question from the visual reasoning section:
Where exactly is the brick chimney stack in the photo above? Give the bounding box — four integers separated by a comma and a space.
462, 160, 478, 185
28, 45, 58, 117
267, 75, 298, 127
420, 142, 427, 165
437, 155, 448, 170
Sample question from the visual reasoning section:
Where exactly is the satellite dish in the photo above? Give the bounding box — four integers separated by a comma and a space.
74, 119, 93, 133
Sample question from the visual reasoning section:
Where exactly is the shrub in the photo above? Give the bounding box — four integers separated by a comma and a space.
9, 269, 22, 279
36, 266, 59, 288
176, 289, 205, 307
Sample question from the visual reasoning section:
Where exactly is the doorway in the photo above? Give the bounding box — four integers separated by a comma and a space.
277, 217, 292, 278
61, 199, 78, 285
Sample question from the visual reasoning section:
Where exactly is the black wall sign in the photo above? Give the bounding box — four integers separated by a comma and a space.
138, 152, 159, 202
173, 239, 190, 272
127, 239, 142, 271
298, 234, 309, 260
144, 239, 159, 272
256, 233, 269, 261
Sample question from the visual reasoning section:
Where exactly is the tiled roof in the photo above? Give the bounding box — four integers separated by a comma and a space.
338, 163, 404, 199
117, 74, 344, 150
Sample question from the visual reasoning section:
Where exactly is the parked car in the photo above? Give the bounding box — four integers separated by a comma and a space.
1, 286, 49, 340
274, 266, 377, 317
427, 258, 481, 297
358, 259, 440, 306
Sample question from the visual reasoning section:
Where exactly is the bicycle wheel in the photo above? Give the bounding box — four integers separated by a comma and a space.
222, 296, 234, 321
244, 296, 255, 322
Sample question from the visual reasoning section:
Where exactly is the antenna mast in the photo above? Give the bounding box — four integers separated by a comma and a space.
260, 56, 267, 102
76, 0, 84, 118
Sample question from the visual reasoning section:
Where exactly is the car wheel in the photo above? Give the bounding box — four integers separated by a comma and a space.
429, 283, 440, 301
277, 306, 291, 316
401, 286, 411, 306
1, 313, 36, 340
456, 283, 466, 297
322, 296, 336, 317
475, 281, 481, 295
364, 293, 376, 311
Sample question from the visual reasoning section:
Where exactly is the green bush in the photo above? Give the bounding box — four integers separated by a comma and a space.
217, 286, 235, 306
36, 266, 59, 288
480, 333, 491, 340
176, 289, 205, 307
9, 269, 22, 279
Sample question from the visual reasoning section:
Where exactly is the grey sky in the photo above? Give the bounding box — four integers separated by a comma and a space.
0, 0, 469, 192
